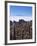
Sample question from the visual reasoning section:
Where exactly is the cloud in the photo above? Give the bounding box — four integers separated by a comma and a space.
10, 16, 32, 22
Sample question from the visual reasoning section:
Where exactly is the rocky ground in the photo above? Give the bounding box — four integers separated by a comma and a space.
10, 19, 32, 40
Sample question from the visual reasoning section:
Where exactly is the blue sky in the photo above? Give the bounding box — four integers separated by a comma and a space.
10, 6, 32, 17
10, 6, 32, 21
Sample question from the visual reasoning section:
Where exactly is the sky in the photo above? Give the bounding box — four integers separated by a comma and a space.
10, 6, 32, 21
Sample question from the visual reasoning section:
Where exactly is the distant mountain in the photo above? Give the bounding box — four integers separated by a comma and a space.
19, 19, 26, 22
12, 19, 32, 23
10, 19, 32, 24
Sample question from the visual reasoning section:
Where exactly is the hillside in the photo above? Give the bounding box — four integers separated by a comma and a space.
10, 19, 32, 40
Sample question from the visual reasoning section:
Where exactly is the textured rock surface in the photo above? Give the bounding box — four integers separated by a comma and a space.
10, 20, 32, 40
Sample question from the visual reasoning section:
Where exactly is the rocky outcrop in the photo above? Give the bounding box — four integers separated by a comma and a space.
10, 19, 32, 40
